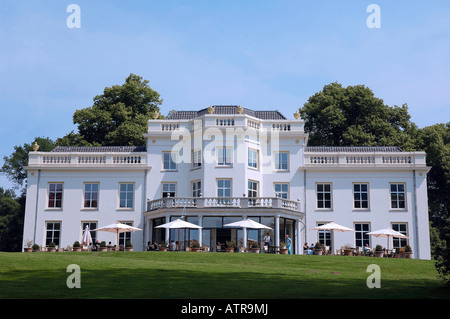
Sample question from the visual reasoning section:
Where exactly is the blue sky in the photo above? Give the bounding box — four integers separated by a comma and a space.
1, 0, 449, 190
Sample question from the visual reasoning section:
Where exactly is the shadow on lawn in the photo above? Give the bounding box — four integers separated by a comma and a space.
1, 267, 448, 299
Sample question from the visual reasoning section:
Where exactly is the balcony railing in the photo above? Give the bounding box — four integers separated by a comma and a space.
147, 196, 302, 213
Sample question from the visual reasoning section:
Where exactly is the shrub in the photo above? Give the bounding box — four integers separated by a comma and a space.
190, 239, 200, 248
100, 241, 106, 247
315, 242, 322, 250
126, 240, 133, 248
250, 241, 259, 249
32, 244, 40, 252
73, 241, 80, 248
404, 245, 412, 252
48, 242, 56, 248
375, 245, 383, 251
226, 240, 236, 248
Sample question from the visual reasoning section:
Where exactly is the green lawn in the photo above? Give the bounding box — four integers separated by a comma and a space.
0, 251, 448, 299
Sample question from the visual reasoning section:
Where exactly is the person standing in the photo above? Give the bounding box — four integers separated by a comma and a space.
286, 235, 292, 255
263, 232, 272, 252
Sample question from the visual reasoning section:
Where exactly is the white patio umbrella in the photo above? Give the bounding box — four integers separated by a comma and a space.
224, 218, 272, 250
93, 222, 142, 247
155, 219, 202, 229
155, 219, 202, 251
81, 225, 93, 247
367, 228, 409, 251
311, 222, 354, 254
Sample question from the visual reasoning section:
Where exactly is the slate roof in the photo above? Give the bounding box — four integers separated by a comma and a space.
166, 105, 286, 120
305, 146, 403, 153
51, 146, 146, 153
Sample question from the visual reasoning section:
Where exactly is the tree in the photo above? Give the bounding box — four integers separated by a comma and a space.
0, 188, 24, 252
299, 82, 419, 151
70, 73, 162, 146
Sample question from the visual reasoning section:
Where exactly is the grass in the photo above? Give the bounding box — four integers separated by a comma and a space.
0, 251, 448, 299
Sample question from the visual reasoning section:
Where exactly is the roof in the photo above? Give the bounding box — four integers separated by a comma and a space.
51, 146, 146, 153
305, 146, 404, 153
166, 105, 286, 120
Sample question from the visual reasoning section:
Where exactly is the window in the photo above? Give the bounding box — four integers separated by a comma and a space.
248, 181, 258, 205
274, 152, 288, 170
119, 222, 133, 246
192, 149, 202, 169
390, 183, 406, 209
355, 223, 370, 247
353, 183, 369, 209
248, 149, 258, 169
317, 222, 332, 248
192, 180, 201, 198
274, 183, 289, 199
163, 152, 177, 170
162, 183, 176, 198
217, 147, 232, 166
392, 223, 408, 248
48, 183, 63, 208
316, 183, 332, 209
45, 222, 61, 246
83, 183, 99, 208
119, 183, 134, 209
217, 179, 231, 197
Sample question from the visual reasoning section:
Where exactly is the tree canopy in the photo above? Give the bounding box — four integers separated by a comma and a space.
299, 82, 419, 151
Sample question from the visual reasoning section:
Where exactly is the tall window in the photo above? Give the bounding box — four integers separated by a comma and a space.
217, 179, 231, 197
163, 152, 177, 170
248, 181, 258, 205
192, 180, 201, 197
119, 222, 133, 246
274, 152, 288, 170
45, 222, 61, 246
162, 183, 176, 198
390, 183, 406, 209
355, 223, 370, 247
248, 149, 258, 169
48, 183, 63, 208
353, 183, 369, 209
217, 147, 232, 166
317, 222, 332, 248
84, 183, 99, 208
192, 149, 202, 168
392, 223, 408, 248
274, 183, 289, 199
316, 183, 332, 209
119, 183, 134, 209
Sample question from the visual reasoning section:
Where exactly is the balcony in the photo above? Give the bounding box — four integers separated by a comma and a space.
146, 196, 303, 214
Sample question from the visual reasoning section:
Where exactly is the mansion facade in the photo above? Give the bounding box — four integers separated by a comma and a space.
22, 105, 431, 259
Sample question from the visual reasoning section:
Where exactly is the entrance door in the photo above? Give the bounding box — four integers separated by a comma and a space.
217, 228, 231, 251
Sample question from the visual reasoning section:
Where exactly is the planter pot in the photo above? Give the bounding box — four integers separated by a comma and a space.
24, 248, 32, 252
403, 252, 413, 259
343, 249, 352, 256
225, 247, 234, 253
98, 247, 107, 252
159, 247, 168, 252
191, 247, 201, 252
73, 247, 81, 252
374, 251, 384, 257
280, 248, 289, 255
47, 247, 56, 252
125, 247, 134, 252
314, 249, 323, 255
250, 248, 260, 253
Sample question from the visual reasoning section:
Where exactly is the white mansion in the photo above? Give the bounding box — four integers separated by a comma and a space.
22, 105, 431, 259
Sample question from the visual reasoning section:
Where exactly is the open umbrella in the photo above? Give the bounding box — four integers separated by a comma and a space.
311, 222, 353, 254
156, 219, 202, 251
224, 218, 272, 251
81, 225, 93, 247
367, 228, 408, 251
93, 222, 142, 247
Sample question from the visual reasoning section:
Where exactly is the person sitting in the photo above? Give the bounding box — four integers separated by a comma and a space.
364, 244, 372, 255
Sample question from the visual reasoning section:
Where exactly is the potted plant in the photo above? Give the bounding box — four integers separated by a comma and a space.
98, 241, 108, 252
342, 244, 353, 256
403, 245, 413, 258
24, 240, 33, 252
313, 242, 323, 255
73, 241, 81, 252
32, 244, 40, 252
47, 242, 56, 252
225, 240, 235, 253
374, 245, 384, 257
280, 242, 289, 254
125, 240, 134, 251
190, 239, 201, 252
159, 241, 168, 251
249, 241, 260, 253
